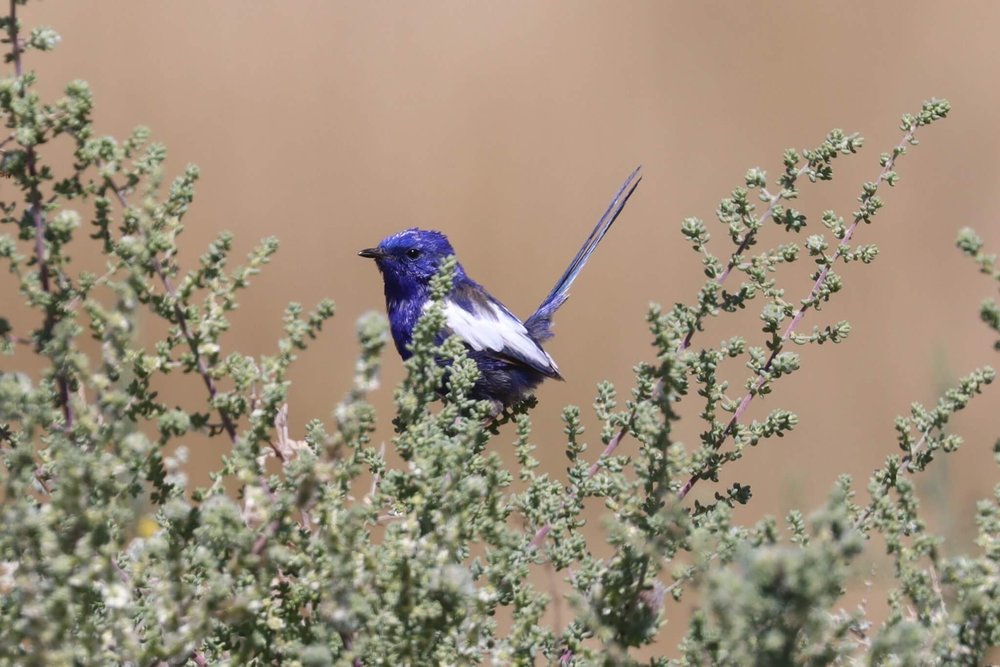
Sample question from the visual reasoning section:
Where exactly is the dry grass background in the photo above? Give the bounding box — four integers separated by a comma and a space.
11, 0, 1000, 655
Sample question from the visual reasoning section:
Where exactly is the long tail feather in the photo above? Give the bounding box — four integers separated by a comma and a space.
525, 166, 642, 341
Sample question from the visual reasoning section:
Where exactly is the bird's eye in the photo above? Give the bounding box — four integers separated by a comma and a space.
405, 248, 422, 260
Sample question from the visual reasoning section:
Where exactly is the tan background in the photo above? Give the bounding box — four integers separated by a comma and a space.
12, 0, 1000, 654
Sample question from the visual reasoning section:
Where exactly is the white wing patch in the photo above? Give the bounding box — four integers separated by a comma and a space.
439, 299, 559, 376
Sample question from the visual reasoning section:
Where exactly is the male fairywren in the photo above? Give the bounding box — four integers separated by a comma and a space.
359, 167, 641, 409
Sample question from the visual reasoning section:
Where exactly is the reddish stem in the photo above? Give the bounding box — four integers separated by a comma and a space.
8, 0, 74, 428
104, 177, 238, 443
678, 128, 920, 501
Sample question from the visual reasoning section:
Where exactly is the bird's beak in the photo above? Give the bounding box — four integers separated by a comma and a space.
358, 247, 386, 259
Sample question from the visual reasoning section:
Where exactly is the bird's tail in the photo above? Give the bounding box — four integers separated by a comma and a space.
525, 166, 642, 342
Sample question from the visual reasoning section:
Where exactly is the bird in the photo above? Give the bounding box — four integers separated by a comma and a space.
359, 167, 642, 410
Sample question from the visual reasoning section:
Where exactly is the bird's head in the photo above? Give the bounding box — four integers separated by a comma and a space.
359, 228, 459, 292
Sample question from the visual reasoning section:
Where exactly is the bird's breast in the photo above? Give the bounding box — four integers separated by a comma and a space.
385, 297, 425, 360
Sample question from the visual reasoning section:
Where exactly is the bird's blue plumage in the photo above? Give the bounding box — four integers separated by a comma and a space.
359, 168, 642, 408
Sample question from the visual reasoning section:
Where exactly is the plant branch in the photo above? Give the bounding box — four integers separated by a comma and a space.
2, 330, 31, 346
677, 123, 921, 501
853, 422, 933, 531
680, 169, 808, 352
7, 0, 74, 428
103, 175, 238, 444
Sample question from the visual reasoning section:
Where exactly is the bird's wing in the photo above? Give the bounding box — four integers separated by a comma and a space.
439, 282, 561, 379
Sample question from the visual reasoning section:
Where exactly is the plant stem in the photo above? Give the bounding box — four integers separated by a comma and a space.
103, 176, 238, 443
678, 124, 921, 502
7, 0, 74, 428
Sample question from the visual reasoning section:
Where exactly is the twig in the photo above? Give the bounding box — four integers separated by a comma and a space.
677, 123, 923, 502
853, 422, 934, 531
2, 331, 32, 346
363, 442, 386, 506
270, 403, 293, 463
103, 175, 238, 443
844, 573, 875, 646
338, 630, 363, 667
7, 0, 74, 428
63, 261, 121, 312
928, 561, 948, 621
0, 422, 52, 494
32, 465, 51, 494
250, 519, 279, 556
680, 169, 809, 352
7, 1, 20, 78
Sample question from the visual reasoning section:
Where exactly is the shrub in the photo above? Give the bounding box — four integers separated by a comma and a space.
1, 2, 996, 664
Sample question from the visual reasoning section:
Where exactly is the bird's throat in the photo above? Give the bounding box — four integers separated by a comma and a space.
385, 294, 428, 361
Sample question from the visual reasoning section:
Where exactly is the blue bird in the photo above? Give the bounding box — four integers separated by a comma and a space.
359, 167, 642, 410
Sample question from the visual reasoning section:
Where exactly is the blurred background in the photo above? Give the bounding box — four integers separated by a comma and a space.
15, 0, 1000, 654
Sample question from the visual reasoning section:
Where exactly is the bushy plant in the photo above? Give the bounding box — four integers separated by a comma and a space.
1, 2, 997, 664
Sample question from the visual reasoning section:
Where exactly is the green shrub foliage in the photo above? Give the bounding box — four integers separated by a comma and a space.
1, 2, 997, 664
